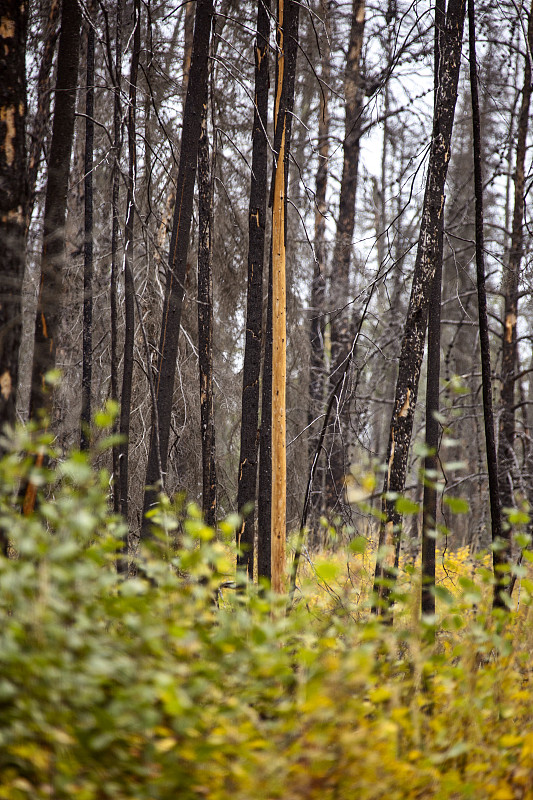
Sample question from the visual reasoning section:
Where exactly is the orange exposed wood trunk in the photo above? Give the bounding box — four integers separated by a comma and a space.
267, 0, 299, 592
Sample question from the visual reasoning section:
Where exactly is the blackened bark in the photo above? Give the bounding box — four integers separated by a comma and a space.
28, 0, 82, 421
497, 1, 533, 517
0, 0, 26, 548
325, 0, 366, 514
118, 0, 141, 530
0, 0, 26, 447
26, 0, 60, 231
80, 20, 95, 451
141, 0, 214, 535
373, 0, 465, 612
421, 0, 445, 620
307, 18, 330, 540
197, 108, 217, 529
236, 0, 270, 579
183, 0, 195, 94
421, 250, 442, 620
258, 254, 273, 580
468, 0, 504, 607
110, 0, 122, 513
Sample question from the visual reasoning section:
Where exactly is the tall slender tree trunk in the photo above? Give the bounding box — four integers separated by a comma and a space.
467, 0, 503, 607
237, 0, 270, 579
0, 0, 27, 447
373, 0, 466, 613
141, 0, 214, 535
325, 0, 366, 515
154, 1, 195, 270
258, 256, 273, 580
0, 0, 26, 550
183, 1, 195, 92
421, 0, 445, 620
497, 0, 533, 517
270, 0, 300, 592
110, 0, 123, 513
118, 0, 141, 530
80, 18, 95, 450
26, 0, 59, 232
307, 9, 330, 542
27, 0, 82, 425
197, 105, 217, 529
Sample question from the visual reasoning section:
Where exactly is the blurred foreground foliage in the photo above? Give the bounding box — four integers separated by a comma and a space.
0, 425, 532, 799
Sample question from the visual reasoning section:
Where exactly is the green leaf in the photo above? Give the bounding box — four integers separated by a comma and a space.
443, 495, 469, 514
349, 536, 367, 554
314, 560, 340, 583
94, 400, 120, 428
59, 453, 93, 484
442, 460, 466, 472
433, 585, 454, 604
506, 508, 530, 525
395, 496, 420, 514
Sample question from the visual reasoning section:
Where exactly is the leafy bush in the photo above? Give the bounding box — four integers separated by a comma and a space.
0, 427, 532, 798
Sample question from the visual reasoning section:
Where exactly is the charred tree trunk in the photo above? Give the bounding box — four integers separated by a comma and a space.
118, 0, 141, 529
110, 0, 122, 513
421, 238, 442, 618
197, 106, 217, 529
325, 0, 366, 515
183, 0, 195, 93
27, 0, 82, 423
307, 12, 330, 542
497, 1, 533, 518
0, 0, 27, 447
468, 0, 504, 607
236, 0, 270, 579
0, 0, 26, 555
421, 0, 445, 620
80, 19, 95, 450
258, 255, 273, 580
373, 0, 465, 613
141, 0, 214, 535
26, 0, 59, 231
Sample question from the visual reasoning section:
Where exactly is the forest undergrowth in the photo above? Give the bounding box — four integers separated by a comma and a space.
0, 420, 532, 800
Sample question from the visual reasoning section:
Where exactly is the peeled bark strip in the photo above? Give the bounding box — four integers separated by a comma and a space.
468, 0, 504, 607
80, 20, 95, 451
497, 0, 533, 517
325, 0, 366, 514
28, 0, 82, 422
236, 0, 270, 578
373, 0, 466, 612
141, 0, 214, 535
197, 109, 217, 529
0, 0, 27, 444
118, 0, 141, 528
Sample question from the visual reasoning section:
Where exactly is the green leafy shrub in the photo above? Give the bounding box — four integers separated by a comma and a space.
0, 426, 532, 798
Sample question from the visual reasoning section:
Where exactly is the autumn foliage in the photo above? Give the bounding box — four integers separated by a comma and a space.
0, 424, 532, 799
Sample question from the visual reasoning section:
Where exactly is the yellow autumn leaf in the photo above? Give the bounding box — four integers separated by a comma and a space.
155, 737, 176, 753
